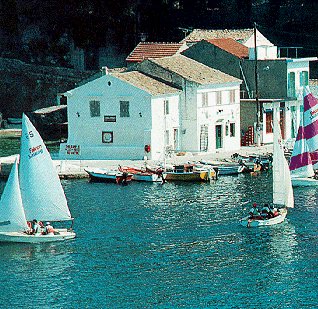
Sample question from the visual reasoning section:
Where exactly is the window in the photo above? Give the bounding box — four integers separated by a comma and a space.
287, 72, 296, 97
202, 93, 208, 107
200, 125, 208, 151
266, 111, 273, 133
216, 91, 222, 105
120, 101, 130, 117
229, 90, 235, 104
165, 130, 170, 146
164, 100, 169, 115
102, 131, 113, 143
89, 100, 100, 117
300, 71, 309, 87
230, 123, 235, 137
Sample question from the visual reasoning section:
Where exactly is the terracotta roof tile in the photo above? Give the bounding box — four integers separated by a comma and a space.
182, 28, 254, 44
126, 42, 185, 62
112, 71, 181, 96
149, 55, 241, 85
206, 38, 249, 58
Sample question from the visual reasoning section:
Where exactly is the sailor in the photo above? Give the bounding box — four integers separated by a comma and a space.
31, 219, 39, 235
249, 203, 260, 218
261, 203, 270, 219
44, 222, 55, 235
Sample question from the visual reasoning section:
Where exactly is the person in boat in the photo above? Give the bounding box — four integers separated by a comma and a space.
261, 203, 270, 219
43, 222, 55, 235
249, 203, 261, 219
31, 219, 39, 234
268, 205, 280, 218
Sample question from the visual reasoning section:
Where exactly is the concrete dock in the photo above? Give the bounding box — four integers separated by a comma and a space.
0, 144, 273, 179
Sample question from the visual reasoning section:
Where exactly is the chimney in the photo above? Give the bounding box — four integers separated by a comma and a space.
101, 66, 109, 75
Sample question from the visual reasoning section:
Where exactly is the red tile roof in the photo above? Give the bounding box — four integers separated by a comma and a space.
206, 38, 249, 59
126, 42, 185, 63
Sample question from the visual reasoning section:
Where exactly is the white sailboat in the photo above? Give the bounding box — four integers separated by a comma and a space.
0, 114, 76, 243
290, 86, 318, 186
240, 106, 294, 227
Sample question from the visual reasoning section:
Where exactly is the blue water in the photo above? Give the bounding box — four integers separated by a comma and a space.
0, 172, 317, 308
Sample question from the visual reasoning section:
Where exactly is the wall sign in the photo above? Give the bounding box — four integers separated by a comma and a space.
104, 115, 116, 122
65, 144, 80, 155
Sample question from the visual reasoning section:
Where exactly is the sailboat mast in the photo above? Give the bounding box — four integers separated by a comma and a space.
254, 22, 261, 147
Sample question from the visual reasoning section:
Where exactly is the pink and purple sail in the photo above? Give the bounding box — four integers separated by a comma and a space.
290, 86, 318, 177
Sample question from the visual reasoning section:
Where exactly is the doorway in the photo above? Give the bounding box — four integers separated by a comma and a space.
216, 125, 223, 149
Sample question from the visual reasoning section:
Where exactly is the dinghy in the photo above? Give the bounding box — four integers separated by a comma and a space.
0, 114, 76, 243
240, 105, 294, 227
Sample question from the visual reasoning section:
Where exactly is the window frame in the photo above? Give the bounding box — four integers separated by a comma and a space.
164, 99, 169, 115
89, 100, 101, 117
216, 91, 222, 105
230, 123, 235, 137
202, 92, 208, 107
120, 100, 130, 118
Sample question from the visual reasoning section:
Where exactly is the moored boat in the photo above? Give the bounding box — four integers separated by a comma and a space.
163, 164, 217, 182
119, 166, 165, 182
7, 117, 22, 124
198, 161, 244, 175
84, 167, 133, 184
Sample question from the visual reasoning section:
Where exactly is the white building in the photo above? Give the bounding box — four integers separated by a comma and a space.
59, 55, 242, 160
59, 71, 181, 161
137, 55, 242, 154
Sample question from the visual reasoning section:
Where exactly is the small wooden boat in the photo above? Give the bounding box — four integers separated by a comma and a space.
240, 208, 287, 227
119, 166, 165, 182
163, 164, 217, 182
7, 117, 22, 124
198, 161, 244, 175
84, 167, 133, 184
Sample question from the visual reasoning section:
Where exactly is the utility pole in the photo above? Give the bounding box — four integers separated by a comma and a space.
254, 22, 261, 147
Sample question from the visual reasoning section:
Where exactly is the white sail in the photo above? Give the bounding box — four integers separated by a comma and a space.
273, 116, 294, 208
19, 114, 72, 221
0, 159, 29, 232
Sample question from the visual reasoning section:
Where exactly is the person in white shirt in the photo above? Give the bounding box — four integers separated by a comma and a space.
44, 222, 55, 235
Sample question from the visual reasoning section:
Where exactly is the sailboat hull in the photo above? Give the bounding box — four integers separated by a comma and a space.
291, 177, 318, 187
240, 208, 287, 228
0, 230, 76, 243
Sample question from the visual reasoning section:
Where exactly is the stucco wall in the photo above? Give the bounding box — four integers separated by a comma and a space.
182, 41, 241, 79
60, 74, 180, 160
240, 59, 288, 98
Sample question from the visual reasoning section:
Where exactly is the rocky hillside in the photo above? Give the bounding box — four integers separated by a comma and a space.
0, 57, 95, 118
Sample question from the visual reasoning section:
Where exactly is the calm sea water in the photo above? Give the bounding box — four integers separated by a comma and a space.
0, 171, 317, 308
